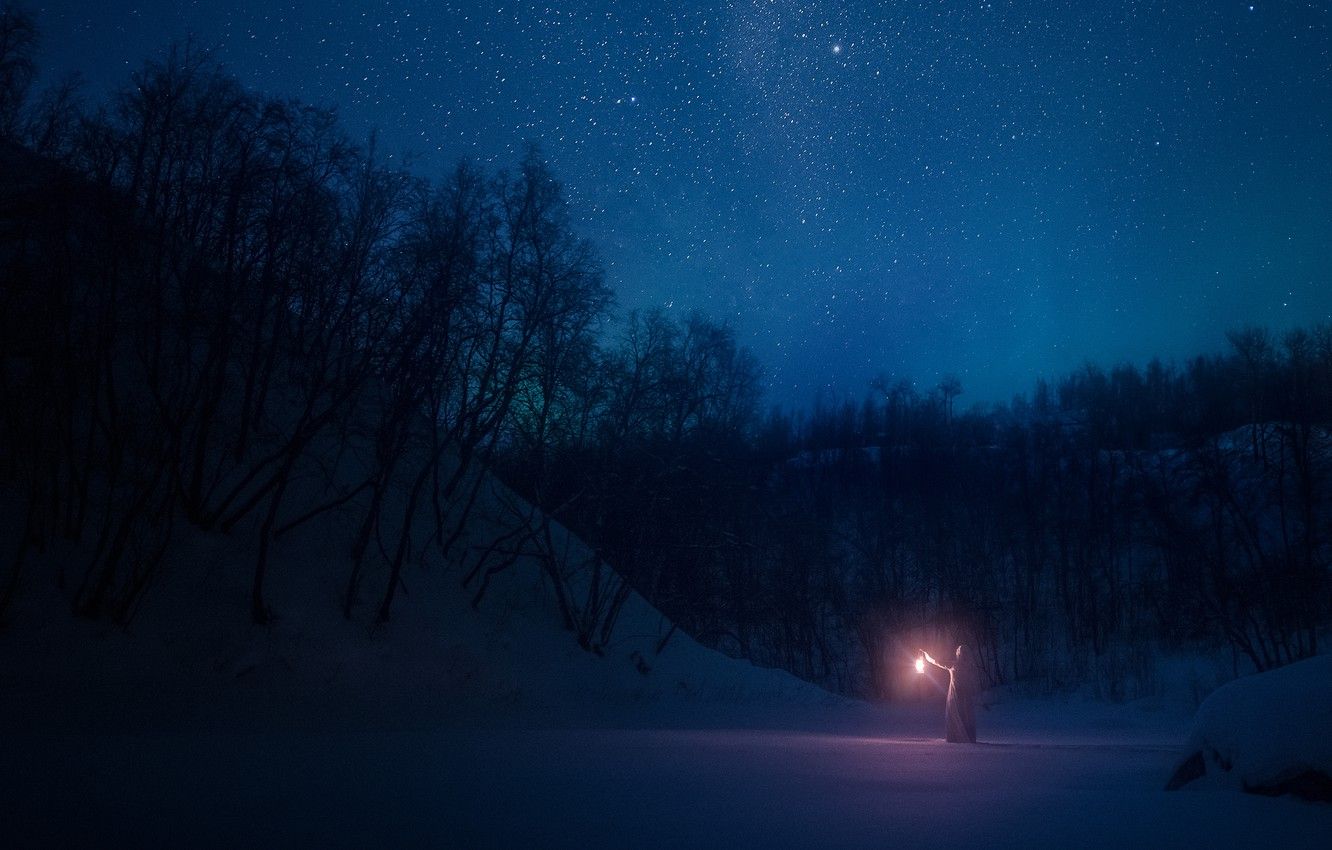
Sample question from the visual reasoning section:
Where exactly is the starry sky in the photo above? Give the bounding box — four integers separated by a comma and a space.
32, 1, 1332, 410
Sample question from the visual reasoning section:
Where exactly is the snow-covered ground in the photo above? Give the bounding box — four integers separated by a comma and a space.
5, 698, 1329, 849
3, 476, 1330, 847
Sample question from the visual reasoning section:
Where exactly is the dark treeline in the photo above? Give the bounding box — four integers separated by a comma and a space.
1, 9, 1328, 699
503, 326, 1332, 699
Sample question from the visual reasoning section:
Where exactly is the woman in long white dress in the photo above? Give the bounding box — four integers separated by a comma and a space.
922, 645, 978, 743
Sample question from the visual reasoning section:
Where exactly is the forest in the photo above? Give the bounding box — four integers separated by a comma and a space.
2, 7, 1329, 702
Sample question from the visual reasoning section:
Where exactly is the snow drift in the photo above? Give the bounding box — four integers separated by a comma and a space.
1166, 655, 1332, 801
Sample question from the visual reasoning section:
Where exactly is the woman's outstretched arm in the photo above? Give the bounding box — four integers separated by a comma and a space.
921, 650, 951, 671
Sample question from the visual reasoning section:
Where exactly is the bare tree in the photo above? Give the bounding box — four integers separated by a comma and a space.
0, 2, 37, 138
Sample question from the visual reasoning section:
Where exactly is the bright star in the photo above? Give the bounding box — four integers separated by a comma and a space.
831, 44, 842, 55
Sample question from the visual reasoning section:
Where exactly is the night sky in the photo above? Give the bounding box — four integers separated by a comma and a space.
32, 1, 1332, 410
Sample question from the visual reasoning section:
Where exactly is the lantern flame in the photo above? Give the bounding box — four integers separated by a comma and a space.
915, 657, 925, 674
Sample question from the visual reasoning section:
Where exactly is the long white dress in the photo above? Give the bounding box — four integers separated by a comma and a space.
943, 656, 978, 743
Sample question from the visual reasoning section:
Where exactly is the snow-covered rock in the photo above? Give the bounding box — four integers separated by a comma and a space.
1166, 655, 1332, 801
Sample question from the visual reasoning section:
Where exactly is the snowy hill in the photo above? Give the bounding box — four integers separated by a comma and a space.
0, 462, 847, 735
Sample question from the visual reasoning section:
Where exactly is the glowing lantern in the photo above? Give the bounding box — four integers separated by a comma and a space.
915, 657, 925, 674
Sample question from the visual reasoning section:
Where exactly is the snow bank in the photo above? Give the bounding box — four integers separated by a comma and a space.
1166, 655, 1332, 801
